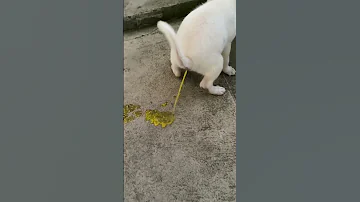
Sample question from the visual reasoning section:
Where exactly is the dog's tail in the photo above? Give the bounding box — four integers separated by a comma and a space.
157, 21, 192, 69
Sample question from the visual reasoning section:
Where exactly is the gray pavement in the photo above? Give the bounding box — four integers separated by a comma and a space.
124, 0, 206, 31
124, 20, 236, 201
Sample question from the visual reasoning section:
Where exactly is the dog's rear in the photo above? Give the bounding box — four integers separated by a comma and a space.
157, 21, 192, 75
157, 0, 236, 95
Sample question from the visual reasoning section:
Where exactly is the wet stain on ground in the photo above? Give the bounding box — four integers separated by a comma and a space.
145, 109, 175, 128
161, 102, 168, 107
124, 70, 188, 128
123, 103, 175, 128
124, 104, 141, 123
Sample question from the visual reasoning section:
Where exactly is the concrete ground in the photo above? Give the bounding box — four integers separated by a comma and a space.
124, 0, 206, 31
124, 19, 236, 201
125, 0, 191, 16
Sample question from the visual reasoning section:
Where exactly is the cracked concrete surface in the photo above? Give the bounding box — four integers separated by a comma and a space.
124, 19, 236, 202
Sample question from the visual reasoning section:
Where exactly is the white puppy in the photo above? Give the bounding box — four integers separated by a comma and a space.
157, 0, 236, 95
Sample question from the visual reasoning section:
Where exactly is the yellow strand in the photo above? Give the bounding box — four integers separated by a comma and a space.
144, 70, 188, 128
172, 70, 188, 114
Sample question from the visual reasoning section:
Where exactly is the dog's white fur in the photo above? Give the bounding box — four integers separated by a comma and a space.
157, 0, 236, 95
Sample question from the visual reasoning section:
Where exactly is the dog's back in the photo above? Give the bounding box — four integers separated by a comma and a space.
176, 0, 236, 73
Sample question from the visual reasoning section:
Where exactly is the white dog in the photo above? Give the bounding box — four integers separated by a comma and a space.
157, 0, 236, 95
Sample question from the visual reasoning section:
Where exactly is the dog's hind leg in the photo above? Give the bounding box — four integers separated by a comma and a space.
170, 49, 181, 77
199, 55, 226, 95
222, 42, 236, 76
171, 64, 181, 77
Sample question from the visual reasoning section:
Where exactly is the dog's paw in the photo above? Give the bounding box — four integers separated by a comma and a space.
171, 65, 181, 77
172, 69, 181, 77
223, 66, 236, 76
209, 86, 226, 95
